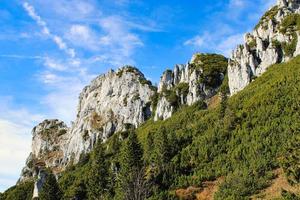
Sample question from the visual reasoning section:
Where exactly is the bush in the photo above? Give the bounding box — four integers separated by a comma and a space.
280, 14, 300, 34
283, 34, 298, 57
190, 53, 228, 88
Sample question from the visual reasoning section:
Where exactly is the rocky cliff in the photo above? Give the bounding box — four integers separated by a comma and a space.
155, 53, 227, 120
228, 0, 300, 94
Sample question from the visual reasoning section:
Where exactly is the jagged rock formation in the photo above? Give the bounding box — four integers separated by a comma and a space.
229, 0, 300, 94
19, 119, 68, 182
19, 66, 156, 186
62, 67, 155, 164
155, 53, 227, 120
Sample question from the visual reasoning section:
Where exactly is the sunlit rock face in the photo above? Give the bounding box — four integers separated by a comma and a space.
228, 0, 300, 95
155, 53, 227, 121
62, 67, 155, 164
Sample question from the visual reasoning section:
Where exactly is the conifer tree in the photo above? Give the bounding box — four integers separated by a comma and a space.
117, 131, 148, 200
86, 141, 109, 200
39, 171, 62, 200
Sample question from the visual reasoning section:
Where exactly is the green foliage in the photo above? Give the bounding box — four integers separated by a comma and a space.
150, 92, 159, 114
214, 168, 272, 199
283, 34, 298, 57
255, 6, 278, 29
191, 53, 228, 88
248, 39, 257, 49
282, 190, 300, 200
280, 14, 300, 34
272, 39, 282, 49
280, 134, 300, 185
116, 131, 147, 199
86, 141, 110, 200
161, 88, 179, 108
1, 181, 34, 200
174, 83, 189, 97
39, 171, 62, 200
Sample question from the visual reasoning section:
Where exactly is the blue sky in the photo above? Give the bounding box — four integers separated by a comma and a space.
0, 0, 276, 192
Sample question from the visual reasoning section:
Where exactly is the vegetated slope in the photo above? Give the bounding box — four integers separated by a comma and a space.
1, 57, 299, 200
136, 55, 300, 199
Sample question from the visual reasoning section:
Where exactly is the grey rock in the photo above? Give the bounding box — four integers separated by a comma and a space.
228, 0, 300, 95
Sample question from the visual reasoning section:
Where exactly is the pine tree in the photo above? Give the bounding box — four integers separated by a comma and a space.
117, 131, 148, 200
152, 126, 171, 188
86, 141, 109, 200
39, 171, 62, 200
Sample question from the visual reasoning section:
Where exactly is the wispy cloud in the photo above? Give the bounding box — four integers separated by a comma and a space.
23, 2, 76, 58
0, 54, 44, 60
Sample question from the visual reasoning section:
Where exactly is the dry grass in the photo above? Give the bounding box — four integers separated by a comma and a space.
175, 177, 224, 200
196, 177, 224, 200
176, 186, 202, 200
206, 95, 221, 110
252, 168, 300, 199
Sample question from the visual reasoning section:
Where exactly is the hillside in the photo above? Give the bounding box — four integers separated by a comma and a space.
2, 54, 299, 200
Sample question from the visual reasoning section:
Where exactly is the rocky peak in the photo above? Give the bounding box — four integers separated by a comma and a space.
277, 0, 300, 8
63, 66, 155, 164
19, 119, 68, 183
228, 0, 300, 94
155, 53, 227, 121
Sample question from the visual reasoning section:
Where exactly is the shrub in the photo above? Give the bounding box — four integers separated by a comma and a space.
280, 14, 300, 34
283, 34, 298, 57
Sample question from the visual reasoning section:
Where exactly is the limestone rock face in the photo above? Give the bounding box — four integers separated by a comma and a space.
62, 67, 155, 163
228, 0, 300, 94
19, 119, 68, 182
155, 53, 227, 121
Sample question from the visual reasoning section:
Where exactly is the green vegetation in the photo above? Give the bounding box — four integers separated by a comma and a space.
39, 171, 62, 200
255, 5, 278, 29
86, 141, 110, 199
283, 34, 298, 57
280, 134, 300, 186
190, 53, 228, 88
272, 39, 282, 49
280, 14, 300, 34
174, 83, 189, 98
248, 38, 257, 49
0, 181, 34, 200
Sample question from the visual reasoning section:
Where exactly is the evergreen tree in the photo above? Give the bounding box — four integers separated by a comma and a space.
152, 126, 171, 188
39, 171, 62, 200
86, 141, 109, 200
117, 131, 148, 200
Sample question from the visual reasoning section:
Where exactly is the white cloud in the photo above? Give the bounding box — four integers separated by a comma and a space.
184, 36, 204, 47
23, 2, 76, 58
0, 97, 44, 192
66, 24, 99, 50
229, 0, 246, 8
